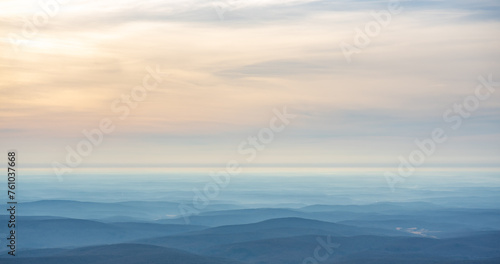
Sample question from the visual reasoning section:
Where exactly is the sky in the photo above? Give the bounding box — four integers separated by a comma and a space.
0, 0, 499, 172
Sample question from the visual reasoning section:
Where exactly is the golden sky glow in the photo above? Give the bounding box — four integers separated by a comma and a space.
1, 0, 499, 167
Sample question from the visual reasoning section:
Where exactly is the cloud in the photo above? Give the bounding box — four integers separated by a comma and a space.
1, 0, 499, 166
